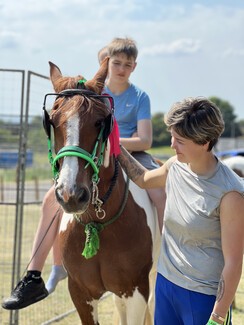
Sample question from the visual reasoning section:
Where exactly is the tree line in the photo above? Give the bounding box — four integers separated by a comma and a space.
152, 96, 244, 147
0, 96, 243, 150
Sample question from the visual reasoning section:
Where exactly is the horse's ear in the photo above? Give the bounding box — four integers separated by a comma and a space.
49, 61, 63, 90
85, 57, 109, 94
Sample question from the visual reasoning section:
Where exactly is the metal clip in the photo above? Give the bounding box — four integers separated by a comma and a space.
92, 181, 106, 219
94, 198, 106, 219
92, 181, 99, 205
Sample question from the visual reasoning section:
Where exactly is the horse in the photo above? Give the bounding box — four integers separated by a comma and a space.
42, 58, 160, 325
222, 156, 244, 177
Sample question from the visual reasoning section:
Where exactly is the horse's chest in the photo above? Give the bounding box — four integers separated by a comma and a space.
59, 212, 153, 286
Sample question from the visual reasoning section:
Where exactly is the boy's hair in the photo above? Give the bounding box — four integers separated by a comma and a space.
107, 37, 138, 60
164, 97, 225, 151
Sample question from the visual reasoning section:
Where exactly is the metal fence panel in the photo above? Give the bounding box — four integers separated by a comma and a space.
0, 69, 75, 325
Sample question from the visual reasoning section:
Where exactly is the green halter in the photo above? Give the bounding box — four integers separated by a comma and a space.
48, 125, 105, 183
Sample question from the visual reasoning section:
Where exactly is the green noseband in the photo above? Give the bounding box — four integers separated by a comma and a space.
53, 146, 99, 177
47, 125, 106, 182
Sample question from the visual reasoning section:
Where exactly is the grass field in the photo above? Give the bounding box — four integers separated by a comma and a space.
1, 201, 242, 325
52, 265, 244, 324
40, 264, 244, 324
1, 147, 243, 324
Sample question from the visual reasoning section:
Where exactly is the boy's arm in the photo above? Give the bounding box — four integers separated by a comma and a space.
120, 119, 152, 152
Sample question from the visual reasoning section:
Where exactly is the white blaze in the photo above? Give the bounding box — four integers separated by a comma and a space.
56, 112, 80, 191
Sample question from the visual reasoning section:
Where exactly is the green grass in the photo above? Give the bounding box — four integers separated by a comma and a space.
148, 146, 174, 161
0, 152, 52, 182
1, 202, 242, 325
0, 203, 75, 325
0, 147, 172, 183
1, 147, 243, 324
148, 146, 174, 156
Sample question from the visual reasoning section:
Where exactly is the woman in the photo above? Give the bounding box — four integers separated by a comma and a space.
118, 96, 244, 325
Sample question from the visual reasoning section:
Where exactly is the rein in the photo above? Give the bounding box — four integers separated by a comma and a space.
74, 170, 130, 259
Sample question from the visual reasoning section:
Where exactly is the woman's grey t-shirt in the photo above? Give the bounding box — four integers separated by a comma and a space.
157, 159, 244, 295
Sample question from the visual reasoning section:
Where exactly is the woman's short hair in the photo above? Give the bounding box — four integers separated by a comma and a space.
164, 97, 225, 151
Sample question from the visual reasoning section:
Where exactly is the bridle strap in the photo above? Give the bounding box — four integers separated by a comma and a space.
53, 146, 99, 176
51, 124, 106, 181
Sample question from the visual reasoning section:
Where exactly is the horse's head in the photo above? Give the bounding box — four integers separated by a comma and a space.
43, 59, 115, 215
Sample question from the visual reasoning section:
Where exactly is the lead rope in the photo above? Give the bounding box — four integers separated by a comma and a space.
74, 175, 130, 259
91, 159, 119, 219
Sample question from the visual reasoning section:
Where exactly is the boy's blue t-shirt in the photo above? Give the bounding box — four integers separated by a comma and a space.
104, 84, 151, 138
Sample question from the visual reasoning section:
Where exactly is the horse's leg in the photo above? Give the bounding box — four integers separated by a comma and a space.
73, 297, 99, 325
113, 295, 126, 325
126, 290, 148, 325
144, 268, 156, 325
68, 281, 99, 325
114, 290, 148, 325
145, 222, 161, 325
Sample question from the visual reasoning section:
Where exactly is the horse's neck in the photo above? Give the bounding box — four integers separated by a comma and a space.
97, 158, 120, 200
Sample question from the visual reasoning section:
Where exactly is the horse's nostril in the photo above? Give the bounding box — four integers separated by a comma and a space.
77, 188, 90, 204
55, 187, 66, 204
55, 184, 90, 213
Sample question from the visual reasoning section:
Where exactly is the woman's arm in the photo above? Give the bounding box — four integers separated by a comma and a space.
210, 191, 244, 324
118, 145, 175, 189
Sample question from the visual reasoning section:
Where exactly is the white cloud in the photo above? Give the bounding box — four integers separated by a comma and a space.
140, 39, 201, 57
222, 48, 244, 58
0, 0, 244, 119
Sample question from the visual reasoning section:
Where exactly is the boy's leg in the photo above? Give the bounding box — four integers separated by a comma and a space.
28, 185, 62, 270
2, 185, 61, 310
45, 233, 67, 294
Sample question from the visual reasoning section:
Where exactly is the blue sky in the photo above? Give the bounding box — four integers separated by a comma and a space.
1, 0, 244, 120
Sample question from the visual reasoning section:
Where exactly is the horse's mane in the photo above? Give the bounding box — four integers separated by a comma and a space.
53, 75, 84, 93
52, 74, 105, 96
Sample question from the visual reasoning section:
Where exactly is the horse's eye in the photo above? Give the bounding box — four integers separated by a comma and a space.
95, 120, 103, 128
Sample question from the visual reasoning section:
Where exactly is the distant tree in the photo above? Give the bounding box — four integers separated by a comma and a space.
209, 97, 242, 137
238, 119, 244, 135
0, 119, 19, 146
28, 116, 47, 152
151, 97, 243, 148
0, 127, 13, 143
152, 113, 171, 147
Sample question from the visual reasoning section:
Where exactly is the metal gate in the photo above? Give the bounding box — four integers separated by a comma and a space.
0, 69, 77, 325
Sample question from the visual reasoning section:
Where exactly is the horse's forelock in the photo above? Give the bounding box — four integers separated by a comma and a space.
50, 96, 87, 128
50, 94, 110, 134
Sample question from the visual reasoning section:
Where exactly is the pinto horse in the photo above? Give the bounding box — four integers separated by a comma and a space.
43, 59, 160, 325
